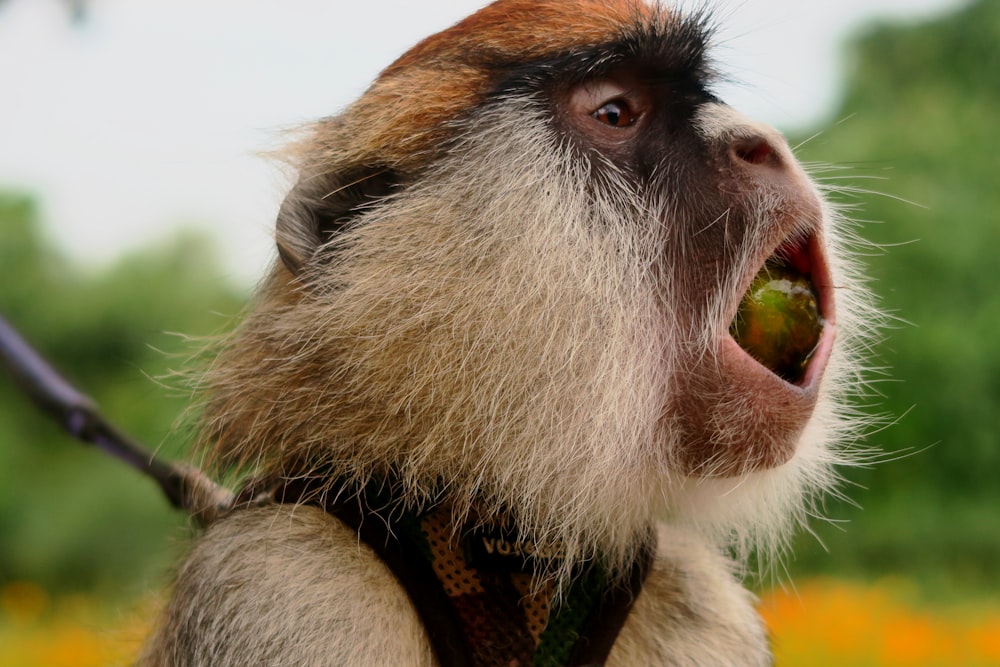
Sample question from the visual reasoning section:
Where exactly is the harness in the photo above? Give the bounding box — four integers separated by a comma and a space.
260, 477, 654, 667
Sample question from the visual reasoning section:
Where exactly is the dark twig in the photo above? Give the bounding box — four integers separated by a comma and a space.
0, 311, 233, 524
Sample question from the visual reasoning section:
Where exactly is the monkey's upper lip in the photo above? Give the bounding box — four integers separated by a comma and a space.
727, 231, 836, 391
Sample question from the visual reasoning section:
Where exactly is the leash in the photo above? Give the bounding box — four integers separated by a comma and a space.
0, 311, 232, 524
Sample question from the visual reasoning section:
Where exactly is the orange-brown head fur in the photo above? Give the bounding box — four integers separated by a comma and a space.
317, 0, 656, 167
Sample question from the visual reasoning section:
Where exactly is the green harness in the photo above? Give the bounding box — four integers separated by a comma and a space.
257, 477, 654, 667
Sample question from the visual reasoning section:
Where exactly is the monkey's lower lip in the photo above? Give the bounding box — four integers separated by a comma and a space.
728, 234, 835, 389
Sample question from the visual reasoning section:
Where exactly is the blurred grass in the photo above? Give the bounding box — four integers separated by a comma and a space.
3, 578, 1000, 666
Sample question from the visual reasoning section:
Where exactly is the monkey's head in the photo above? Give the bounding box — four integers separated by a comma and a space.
203, 0, 876, 572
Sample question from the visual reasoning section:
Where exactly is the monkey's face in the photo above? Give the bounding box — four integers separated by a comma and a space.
214, 1, 865, 555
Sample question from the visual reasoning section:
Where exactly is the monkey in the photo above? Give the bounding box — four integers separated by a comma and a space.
139, 0, 878, 665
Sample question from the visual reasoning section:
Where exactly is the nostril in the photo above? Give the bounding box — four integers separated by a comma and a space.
732, 136, 781, 169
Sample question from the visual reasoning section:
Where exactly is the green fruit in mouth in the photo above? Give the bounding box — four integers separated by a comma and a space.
729, 263, 824, 383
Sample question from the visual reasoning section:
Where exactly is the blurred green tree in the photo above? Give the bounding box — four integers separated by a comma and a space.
0, 194, 245, 599
789, 0, 1000, 593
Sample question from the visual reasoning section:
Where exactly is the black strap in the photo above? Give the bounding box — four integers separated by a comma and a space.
259, 477, 651, 666
568, 540, 653, 666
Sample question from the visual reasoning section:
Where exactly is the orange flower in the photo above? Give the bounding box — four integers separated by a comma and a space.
760, 578, 1000, 667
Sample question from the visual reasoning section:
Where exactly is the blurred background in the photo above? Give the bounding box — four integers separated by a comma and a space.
1, 0, 997, 665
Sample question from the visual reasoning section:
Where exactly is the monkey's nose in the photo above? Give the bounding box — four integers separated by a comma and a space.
729, 134, 785, 171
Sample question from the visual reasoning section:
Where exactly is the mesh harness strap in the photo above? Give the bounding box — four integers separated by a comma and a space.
266, 478, 654, 667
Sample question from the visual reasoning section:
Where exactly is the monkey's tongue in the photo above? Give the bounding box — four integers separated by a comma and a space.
729, 260, 824, 384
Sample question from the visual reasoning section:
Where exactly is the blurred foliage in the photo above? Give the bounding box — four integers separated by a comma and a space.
786, 0, 1000, 593
0, 0, 997, 611
0, 194, 245, 599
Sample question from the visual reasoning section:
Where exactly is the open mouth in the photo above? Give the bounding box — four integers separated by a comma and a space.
675, 221, 837, 475
728, 233, 834, 387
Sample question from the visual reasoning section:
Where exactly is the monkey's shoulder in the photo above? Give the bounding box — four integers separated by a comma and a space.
141, 504, 435, 666
611, 525, 771, 666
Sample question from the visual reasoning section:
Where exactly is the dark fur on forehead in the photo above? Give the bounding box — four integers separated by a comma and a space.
485, 9, 718, 97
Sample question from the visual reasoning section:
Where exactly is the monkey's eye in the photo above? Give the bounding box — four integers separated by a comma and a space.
592, 99, 637, 128
566, 76, 648, 143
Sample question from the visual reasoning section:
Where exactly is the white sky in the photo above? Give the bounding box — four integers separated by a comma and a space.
0, 0, 964, 285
